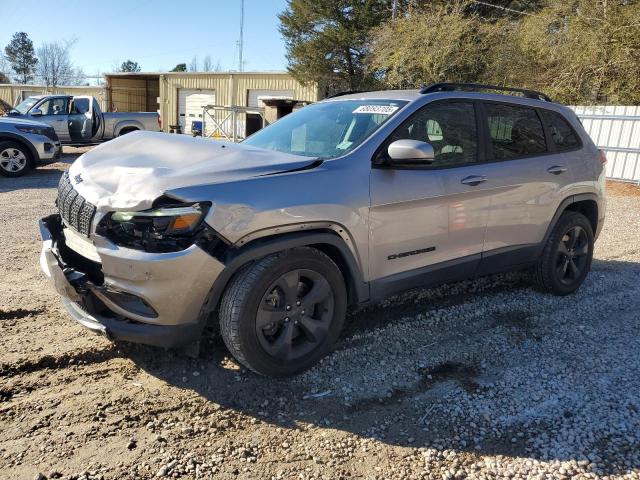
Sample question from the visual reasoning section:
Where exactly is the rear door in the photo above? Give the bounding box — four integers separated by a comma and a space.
32, 97, 70, 142
369, 100, 490, 293
476, 102, 575, 273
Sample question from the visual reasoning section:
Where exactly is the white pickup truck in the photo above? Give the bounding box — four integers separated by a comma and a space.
6, 95, 161, 144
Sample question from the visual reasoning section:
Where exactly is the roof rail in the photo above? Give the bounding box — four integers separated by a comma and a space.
419, 83, 553, 102
326, 90, 369, 99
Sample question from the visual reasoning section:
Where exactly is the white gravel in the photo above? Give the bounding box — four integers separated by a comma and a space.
291, 188, 640, 479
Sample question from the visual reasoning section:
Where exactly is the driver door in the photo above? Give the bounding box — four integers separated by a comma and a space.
369, 101, 491, 295
68, 96, 94, 143
32, 97, 70, 142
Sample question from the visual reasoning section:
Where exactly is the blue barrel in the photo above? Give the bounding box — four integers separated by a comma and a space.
191, 120, 203, 136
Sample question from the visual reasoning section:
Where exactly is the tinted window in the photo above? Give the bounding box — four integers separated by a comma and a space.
71, 98, 90, 114
382, 102, 478, 167
486, 104, 546, 160
540, 110, 580, 150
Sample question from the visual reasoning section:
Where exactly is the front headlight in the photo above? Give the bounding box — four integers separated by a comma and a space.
98, 202, 211, 252
16, 125, 48, 135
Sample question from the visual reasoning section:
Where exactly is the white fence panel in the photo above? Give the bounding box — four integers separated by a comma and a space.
571, 105, 640, 183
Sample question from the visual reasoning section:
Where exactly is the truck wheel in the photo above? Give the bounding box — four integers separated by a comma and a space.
118, 128, 138, 136
219, 247, 347, 376
0, 141, 32, 177
533, 211, 594, 295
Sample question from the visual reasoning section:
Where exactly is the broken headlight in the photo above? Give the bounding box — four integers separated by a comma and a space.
98, 202, 211, 253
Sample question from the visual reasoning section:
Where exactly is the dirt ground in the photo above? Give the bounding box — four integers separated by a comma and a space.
1, 148, 640, 480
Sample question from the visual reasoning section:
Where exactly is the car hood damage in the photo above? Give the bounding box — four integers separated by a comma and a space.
68, 131, 321, 212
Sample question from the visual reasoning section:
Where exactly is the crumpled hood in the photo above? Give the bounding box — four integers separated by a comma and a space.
69, 131, 319, 212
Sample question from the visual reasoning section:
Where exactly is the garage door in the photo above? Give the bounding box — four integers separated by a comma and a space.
178, 89, 216, 134
247, 89, 294, 108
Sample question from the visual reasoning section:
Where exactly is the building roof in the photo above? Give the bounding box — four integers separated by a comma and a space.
104, 71, 292, 77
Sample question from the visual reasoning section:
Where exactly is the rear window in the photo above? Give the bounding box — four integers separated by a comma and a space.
486, 104, 547, 160
539, 110, 580, 150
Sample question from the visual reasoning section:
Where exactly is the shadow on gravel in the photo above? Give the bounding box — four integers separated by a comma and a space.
0, 308, 44, 320
124, 260, 640, 477
0, 345, 124, 378
0, 155, 75, 192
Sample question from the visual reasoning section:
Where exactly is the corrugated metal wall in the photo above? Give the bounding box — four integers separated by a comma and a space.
571, 106, 640, 183
159, 73, 319, 133
108, 77, 159, 112
0, 84, 106, 110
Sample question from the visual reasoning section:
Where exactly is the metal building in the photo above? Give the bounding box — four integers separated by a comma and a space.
104, 71, 319, 138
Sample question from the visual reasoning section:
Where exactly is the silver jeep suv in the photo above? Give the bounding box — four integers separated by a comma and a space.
39, 83, 606, 376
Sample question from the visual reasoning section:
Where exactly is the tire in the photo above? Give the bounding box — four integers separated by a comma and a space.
533, 211, 594, 295
219, 247, 347, 376
0, 141, 32, 177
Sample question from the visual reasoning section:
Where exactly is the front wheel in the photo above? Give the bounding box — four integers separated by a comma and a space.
0, 141, 32, 177
533, 211, 594, 295
219, 247, 347, 376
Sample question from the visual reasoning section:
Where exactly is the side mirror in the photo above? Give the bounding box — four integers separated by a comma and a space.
387, 139, 435, 165
30, 108, 43, 117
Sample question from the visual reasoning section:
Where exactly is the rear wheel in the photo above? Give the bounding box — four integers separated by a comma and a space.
219, 247, 346, 376
0, 141, 32, 177
118, 128, 138, 136
533, 211, 594, 295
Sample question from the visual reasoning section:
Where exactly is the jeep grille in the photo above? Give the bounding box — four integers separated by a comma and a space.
57, 172, 96, 236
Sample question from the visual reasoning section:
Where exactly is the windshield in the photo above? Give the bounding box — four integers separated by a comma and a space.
243, 99, 407, 158
13, 97, 40, 115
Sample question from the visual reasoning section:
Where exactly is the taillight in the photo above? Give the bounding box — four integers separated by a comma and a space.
598, 149, 608, 165
158, 115, 162, 130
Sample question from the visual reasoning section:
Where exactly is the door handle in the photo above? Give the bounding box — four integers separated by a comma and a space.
547, 165, 567, 175
460, 175, 487, 186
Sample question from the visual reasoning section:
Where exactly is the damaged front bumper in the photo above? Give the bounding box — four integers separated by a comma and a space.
39, 214, 225, 348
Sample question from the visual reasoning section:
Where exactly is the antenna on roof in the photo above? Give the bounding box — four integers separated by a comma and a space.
238, 0, 245, 72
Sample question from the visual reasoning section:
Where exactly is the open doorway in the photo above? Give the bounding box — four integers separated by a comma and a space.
245, 113, 263, 137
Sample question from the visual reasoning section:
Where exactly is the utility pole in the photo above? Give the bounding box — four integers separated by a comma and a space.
238, 0, 244, 72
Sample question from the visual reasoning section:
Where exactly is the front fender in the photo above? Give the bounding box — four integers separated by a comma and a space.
200, 231, 369, 318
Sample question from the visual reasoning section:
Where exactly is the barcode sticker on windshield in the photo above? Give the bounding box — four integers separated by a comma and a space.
352, 105, 399, 115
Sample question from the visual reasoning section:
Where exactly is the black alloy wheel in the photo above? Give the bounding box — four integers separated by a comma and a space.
533, 211, 594, 295
219, 247, 347, 376
555, 225, 590, 285
256, 269, 334, 362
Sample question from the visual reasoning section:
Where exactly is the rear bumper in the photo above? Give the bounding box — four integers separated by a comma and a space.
39, 214, 224, 348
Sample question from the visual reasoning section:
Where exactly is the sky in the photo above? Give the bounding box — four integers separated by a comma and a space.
0, 0, 289, 81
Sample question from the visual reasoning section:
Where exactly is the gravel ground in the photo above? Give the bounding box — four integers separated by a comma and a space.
1, 148, 639, 480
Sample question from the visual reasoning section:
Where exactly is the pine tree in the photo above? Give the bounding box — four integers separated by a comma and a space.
4, 32, 37, 84
279, 0, 392, 94
120, 60, 141, 72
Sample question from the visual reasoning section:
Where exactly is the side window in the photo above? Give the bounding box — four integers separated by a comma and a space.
539, 110, 580, 150
71, 98, 90, 114
38, 98, 68, 115
381, 102, 478, 167
485, 104, 546, 160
